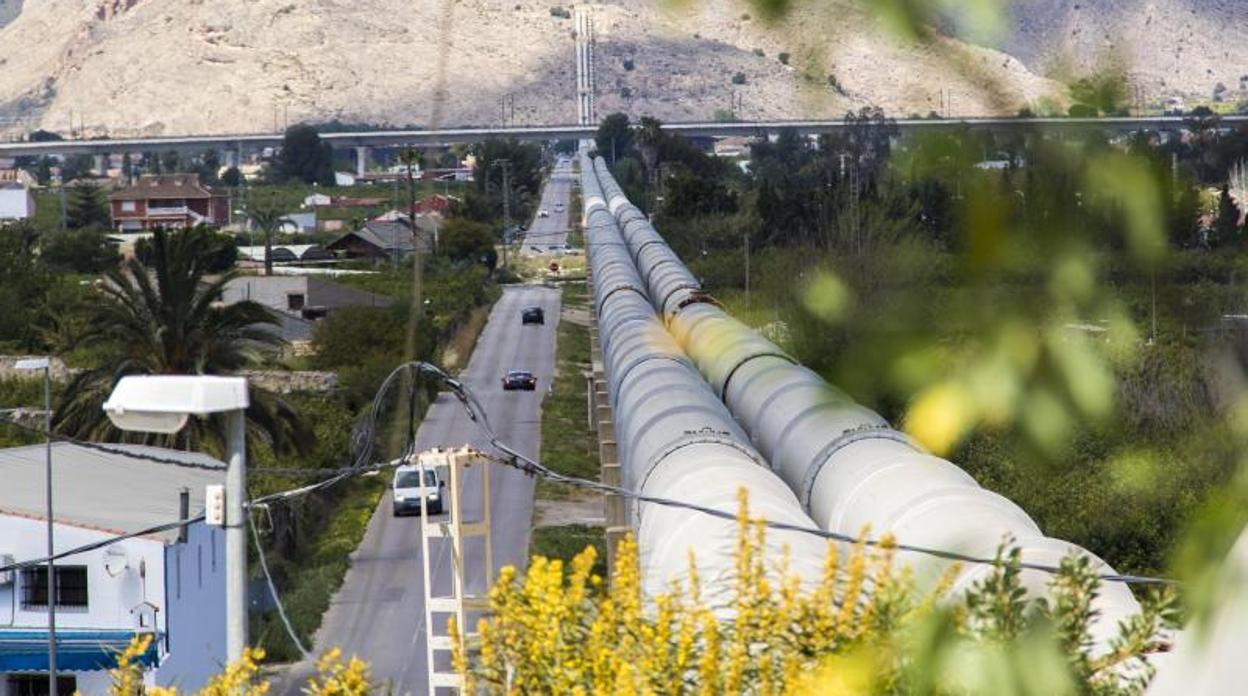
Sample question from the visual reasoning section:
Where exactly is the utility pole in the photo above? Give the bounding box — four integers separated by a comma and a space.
15, 359, 55, 696
224, 409, 247, 663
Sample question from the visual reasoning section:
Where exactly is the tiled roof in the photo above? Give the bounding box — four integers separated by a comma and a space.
110, 174, 222, 201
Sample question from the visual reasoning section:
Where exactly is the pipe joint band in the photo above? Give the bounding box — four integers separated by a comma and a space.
798, 427, 917, 509
596, 283, 649, 316
637, 429, 765, 500
717, 350, 796, 402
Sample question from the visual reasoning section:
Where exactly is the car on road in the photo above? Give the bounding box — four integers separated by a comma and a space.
538, 209, 550, 218
554, 203, 565, 212
502, 369, 538, 391
522, 306, 545, 325
392, 464, 444, 516
548, 243, 581, 256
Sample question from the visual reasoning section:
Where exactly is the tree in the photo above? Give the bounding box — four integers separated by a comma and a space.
1214, 183, 1242, 246
439, 217, 498, 268
136, 227, 237, 273
39, 227, 117, 274
52, 227, 310, 454
471, 139, 543, 223
222, 166, 243, 188
636, 116, 664, 175
198, 149, 222, 184
121, 153, 133, 184
243, 197, 293, 276
66, 182, 110, 230
595, 113, 634, 164
161, 150, 181, 173
59, 153, 95, 183
276, 123, 335, 185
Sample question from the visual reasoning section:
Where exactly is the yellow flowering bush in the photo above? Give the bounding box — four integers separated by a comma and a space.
455, 493, 1177, 695
106, 637, 373, 696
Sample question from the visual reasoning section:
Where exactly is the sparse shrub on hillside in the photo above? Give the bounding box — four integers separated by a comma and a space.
827, 73, 846, 95
732, 72, 747, 85
549, 5, 570, 19
622, 58, 635, 71
741, 12, 750, 20
778, 52, 791, 65
620, 87, 632, 99
752, 48, 765, 57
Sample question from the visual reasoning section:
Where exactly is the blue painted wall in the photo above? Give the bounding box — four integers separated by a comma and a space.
156, 521, 226, 692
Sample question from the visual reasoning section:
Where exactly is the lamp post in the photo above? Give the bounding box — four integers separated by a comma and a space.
15, 358, 55, 696
102, 375, 251, 662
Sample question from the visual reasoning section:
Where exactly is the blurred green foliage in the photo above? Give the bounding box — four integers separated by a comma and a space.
602, 94, 1248, 584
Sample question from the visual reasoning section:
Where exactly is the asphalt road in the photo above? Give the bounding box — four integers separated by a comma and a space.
274, 284, 561, 695
520, 158, 574, 254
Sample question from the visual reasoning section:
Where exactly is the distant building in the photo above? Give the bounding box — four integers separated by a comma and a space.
235, 244, 333, 267
0, 183, 35, 220
109, 174, 229, 231
0, 443, 227, 694
278, 211, 317, 234
303, 193, 332, 208
325, 219, 435, 261
413, 194, 461, 217
222, 275, 393, 342
333, 172, 356, 187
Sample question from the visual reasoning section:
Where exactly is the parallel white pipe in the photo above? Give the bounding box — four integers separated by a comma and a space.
581, 154, 827, 601
590, 156, 1141, 645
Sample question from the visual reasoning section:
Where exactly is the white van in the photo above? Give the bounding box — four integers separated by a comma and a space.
392, 464, 444, 516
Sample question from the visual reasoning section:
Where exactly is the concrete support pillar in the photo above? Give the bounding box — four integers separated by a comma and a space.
356, 146, 369, 177
223, 149, 237, 169
595, 406, 614, 441
585, 371, 597, 434
94, 154, 106, 176
602, 458, 624, 526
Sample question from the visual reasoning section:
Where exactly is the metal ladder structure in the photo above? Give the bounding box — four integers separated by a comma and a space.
419, 446, 493, 693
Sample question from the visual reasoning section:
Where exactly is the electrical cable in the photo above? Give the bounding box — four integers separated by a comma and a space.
0, 361, 1180, 587
0, 418, 226, 470
247, 492, 312, 660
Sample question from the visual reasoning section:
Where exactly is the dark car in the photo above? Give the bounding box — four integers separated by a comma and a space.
502, 370, 537, 391
522, 306, 545, 325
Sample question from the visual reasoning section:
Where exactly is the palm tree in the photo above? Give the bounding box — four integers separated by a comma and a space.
53, 226, 311, 455
243, 196, 292, 276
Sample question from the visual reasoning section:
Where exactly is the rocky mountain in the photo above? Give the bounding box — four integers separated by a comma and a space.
985, 0, 1248, 107
0, 0, 1240, 138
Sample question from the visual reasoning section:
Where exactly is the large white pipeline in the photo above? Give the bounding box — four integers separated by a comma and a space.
590, 156, 1141, 644
580, 154, 829, 601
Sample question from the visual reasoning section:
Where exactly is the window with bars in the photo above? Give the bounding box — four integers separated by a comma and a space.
7, 675, 77, 696
19, 565, 89, 608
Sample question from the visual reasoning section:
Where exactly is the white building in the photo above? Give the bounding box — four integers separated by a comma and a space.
0, 443, 227, 695
0, 184, 34, 221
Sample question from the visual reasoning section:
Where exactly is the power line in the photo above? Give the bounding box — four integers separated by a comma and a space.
0, 418, 226, 471
0, 361, 1180, 587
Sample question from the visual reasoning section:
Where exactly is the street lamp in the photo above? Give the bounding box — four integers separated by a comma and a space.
101, 375, 250, 662
15, 358, 56, 696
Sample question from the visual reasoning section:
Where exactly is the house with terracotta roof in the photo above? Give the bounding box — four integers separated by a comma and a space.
109, 174, 229, 231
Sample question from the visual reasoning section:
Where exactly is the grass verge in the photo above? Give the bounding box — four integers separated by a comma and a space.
531, 282, 604, 556
530, 525, 607, 577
